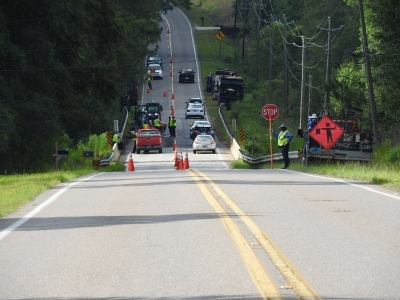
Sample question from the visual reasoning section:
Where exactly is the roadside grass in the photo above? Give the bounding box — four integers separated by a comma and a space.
0, 134, 125, 218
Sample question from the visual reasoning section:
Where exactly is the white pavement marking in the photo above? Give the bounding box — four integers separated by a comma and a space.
0, 173, 103, 242
284, 169, 400, 200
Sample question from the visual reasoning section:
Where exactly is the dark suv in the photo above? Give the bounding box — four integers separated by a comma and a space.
190, 125, 215, 141
178, 69, 195, 83
147, 55, 162, 69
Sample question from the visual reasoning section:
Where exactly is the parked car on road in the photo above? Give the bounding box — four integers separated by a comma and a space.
189, 121, 211, 138
185, 103, 204, 119
178, 69, 195, 83
185, 97, 205, 110
190, 124, 215, 141
136, 129, 162, 154
148, 64, 163, 79
147, 55, 163, 68
192, 135, 216, 154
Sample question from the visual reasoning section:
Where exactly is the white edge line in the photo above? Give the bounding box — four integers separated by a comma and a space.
0, 173, 103, 242
284, 169, 400, 201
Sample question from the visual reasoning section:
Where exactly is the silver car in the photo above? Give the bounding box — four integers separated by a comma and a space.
185, 103, 205, 119
148, 64, 163, 79
192, 135, 216, 154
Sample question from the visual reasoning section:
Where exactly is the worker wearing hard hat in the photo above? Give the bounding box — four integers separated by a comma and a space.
270, 124, 293, 169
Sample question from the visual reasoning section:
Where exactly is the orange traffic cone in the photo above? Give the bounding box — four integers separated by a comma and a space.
184, 149, 189, 169
170, 71, 173, 77
171, 93, 175, 100
167, 28, 170, 34
173, 138, 177, 150
171, 107, 175, 115
175, 152, 181, 170
174, 149, 178, 167
178, 152, 184, 170
127, 152, 135, 172
163, 90, 167, 97
170, 57, 173, 63
147, 87, 150, 93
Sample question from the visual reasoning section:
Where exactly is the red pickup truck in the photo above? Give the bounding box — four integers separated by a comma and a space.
135, 129, 162, 154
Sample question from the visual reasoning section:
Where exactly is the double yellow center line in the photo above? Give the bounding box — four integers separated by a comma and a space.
188, 169, 321, 300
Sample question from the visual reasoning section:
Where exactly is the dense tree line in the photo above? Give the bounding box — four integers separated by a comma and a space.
217, 0, 399, 143
0, 0, 191, 173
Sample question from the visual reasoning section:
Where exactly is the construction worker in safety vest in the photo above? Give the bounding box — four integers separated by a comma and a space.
142, 121, 150, 129
131, 130, 137, 153
169, 115, 177, 137
112, 131, 123, 151
153, 117, 161, 132
147, 73, 152, 90
270, 124, 293, 169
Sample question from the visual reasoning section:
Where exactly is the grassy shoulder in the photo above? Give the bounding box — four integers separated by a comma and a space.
231, 158, 400, 192
0, 133, 125, 218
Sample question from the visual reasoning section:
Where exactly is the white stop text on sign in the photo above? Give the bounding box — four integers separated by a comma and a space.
263, 108, 278, 115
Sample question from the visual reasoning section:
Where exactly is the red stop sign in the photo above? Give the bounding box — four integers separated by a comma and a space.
262, 104, 279, 120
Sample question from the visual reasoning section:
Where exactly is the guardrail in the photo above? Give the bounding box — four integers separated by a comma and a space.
102, 106, 130, 165
239, 150, 298, 164
218, 105, 299, 164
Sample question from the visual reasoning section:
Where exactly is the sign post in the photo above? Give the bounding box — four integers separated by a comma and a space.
262, 104, 279, 169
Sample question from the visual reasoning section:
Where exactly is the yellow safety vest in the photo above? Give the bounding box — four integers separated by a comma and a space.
169, 119, 176, 127
113, 134, 119, 143
153, 119, 160, 127
278, 130, 289, 146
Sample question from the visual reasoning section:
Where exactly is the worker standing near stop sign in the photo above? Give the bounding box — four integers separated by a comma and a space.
270, 124, 293, 169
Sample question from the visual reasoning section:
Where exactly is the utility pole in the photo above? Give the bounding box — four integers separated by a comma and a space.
255, 0, 262, 82
282, 14, 292, 119
299, 35, 306, 132
308, 75, 312, 117
318, 17, 343, 115
268, 14, 274, 89
241, 1, 249, 62
233, 0, 238, 42
358, 0, 380, 142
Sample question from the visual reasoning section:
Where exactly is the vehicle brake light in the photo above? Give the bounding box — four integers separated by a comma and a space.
211, 141, 215, 144
194, 141, 199, 144
200, 110, 204, 112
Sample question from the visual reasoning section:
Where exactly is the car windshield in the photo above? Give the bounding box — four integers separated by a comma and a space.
197, 127, 211, 133
192, 121, 210, 127
149, 65, 161, 71
138, 130, 159, 136
190, 99, 202, 103
147, 106, 158, 113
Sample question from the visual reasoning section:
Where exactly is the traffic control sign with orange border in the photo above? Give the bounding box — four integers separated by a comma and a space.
309, 115, 344, 150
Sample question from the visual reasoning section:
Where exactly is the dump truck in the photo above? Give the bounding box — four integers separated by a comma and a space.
217, 76, 244, 110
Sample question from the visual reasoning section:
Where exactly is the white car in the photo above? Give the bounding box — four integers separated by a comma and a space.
185, 97, 205, 110
192, 135, 216, 154
148, 64, 163, 79
185, 103, 205, 119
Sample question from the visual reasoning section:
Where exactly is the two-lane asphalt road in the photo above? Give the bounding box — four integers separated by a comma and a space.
1, 8, 400, 300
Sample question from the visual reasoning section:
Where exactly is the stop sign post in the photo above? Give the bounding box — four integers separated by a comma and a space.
262, 104, 279, 169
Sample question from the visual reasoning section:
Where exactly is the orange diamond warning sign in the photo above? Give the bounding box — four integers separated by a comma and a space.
309, 115, 344, 150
